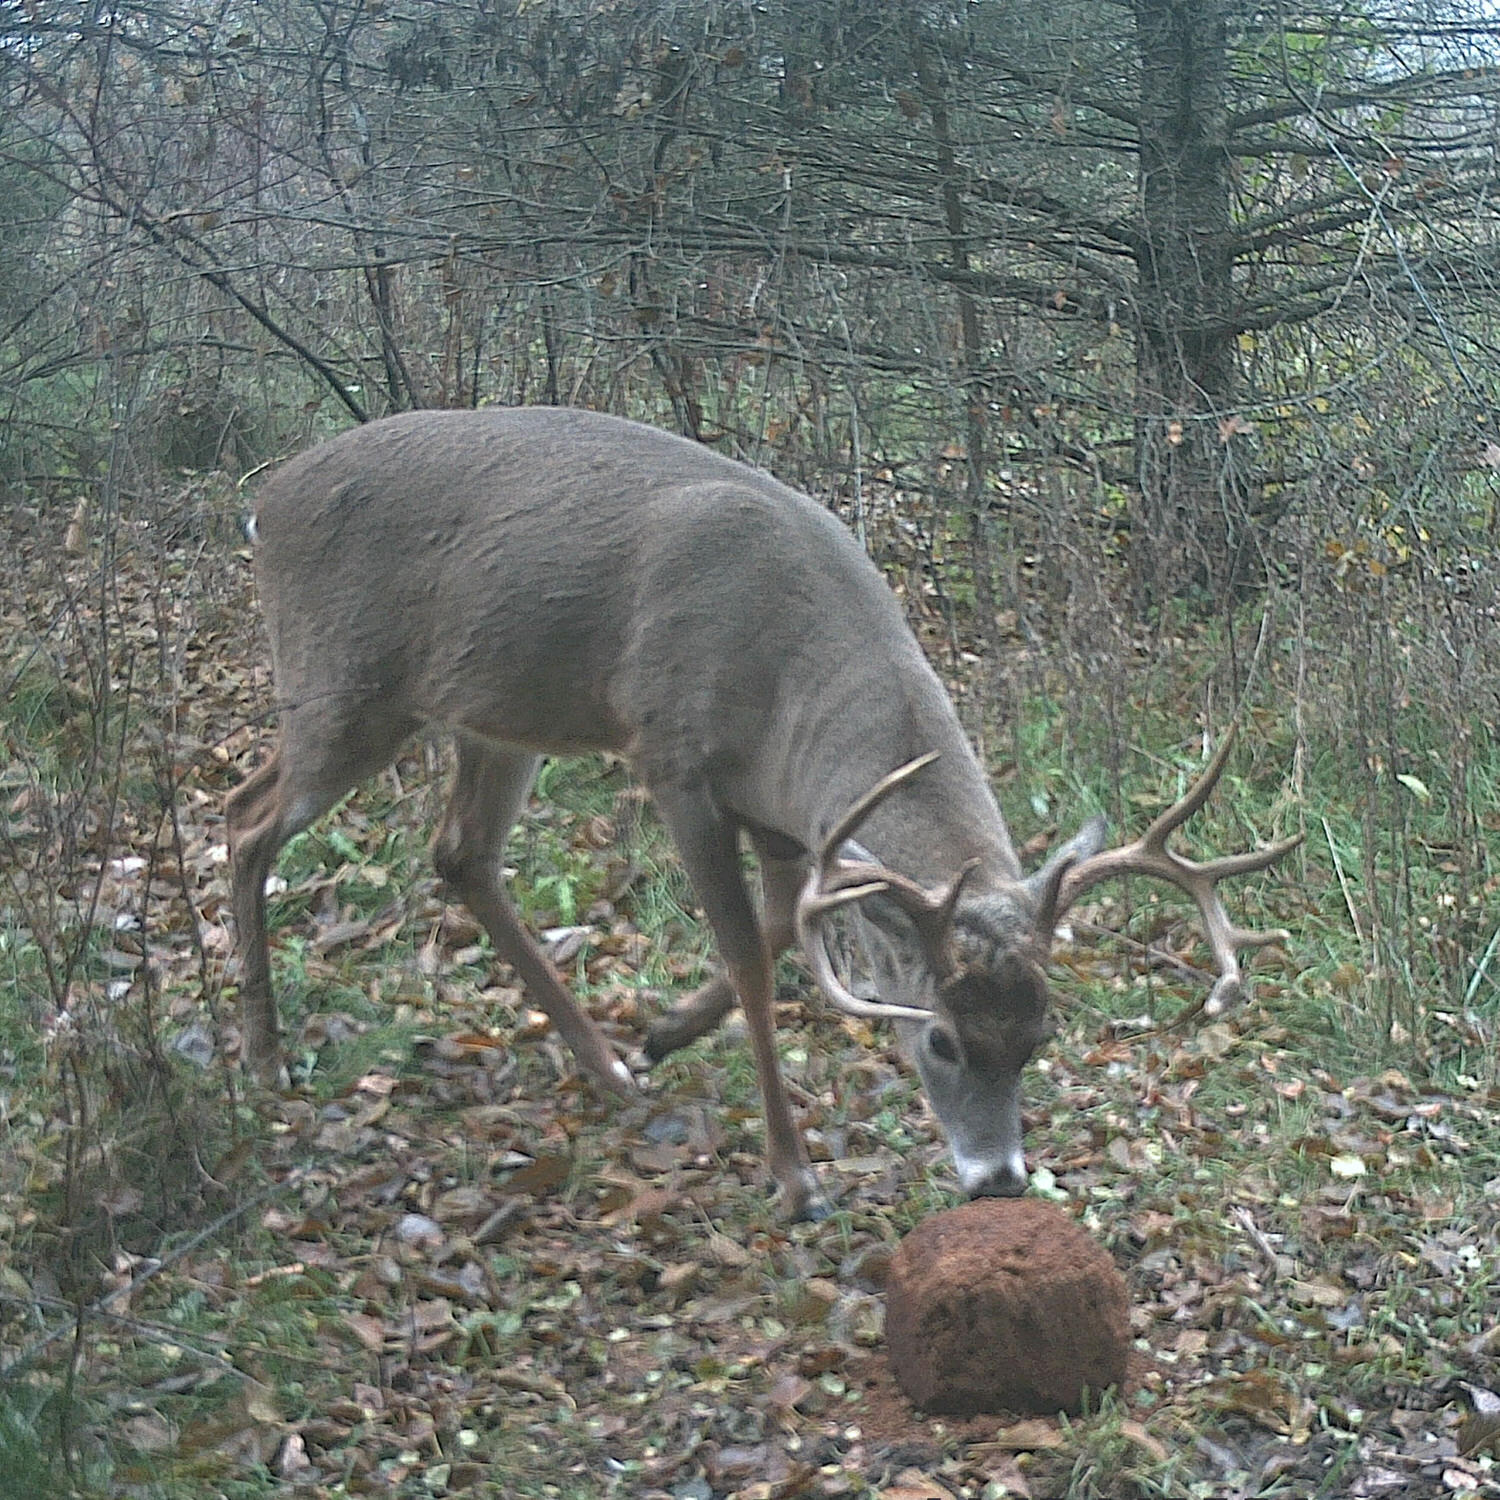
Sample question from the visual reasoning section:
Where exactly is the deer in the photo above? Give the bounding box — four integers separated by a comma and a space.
226, 405, 1298, 1221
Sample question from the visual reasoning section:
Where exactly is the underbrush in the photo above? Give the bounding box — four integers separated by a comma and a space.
0, 504, 1496, 1499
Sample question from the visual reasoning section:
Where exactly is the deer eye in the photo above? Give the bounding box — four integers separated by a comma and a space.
926, 1026, 961, 1065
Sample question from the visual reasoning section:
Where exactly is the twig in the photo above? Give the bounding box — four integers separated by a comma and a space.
1465, 924, 1500, 1007
0, 1291, 235, 1366
1070, 916, 1215, 986
1322, 816, 1364, 949
0, 1167, 308, 1382
1232, 1204, 1283, 1281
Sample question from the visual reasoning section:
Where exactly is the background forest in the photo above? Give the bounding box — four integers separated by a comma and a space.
2, 3, 1499, 1498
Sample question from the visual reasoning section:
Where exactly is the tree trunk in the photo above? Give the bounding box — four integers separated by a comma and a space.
1132, 0, 1250, 607
916, 38, 1002, 652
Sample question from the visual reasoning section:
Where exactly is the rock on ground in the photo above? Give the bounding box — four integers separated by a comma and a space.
885, 1196, 1129, 1415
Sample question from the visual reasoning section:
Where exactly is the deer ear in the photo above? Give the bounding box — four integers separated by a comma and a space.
1023, 815, 1108, 939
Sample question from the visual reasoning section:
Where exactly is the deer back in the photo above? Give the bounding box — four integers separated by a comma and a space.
250, 406, 1012, 872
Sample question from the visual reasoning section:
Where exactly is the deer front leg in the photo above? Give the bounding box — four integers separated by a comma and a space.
651, 783, 829, 1221
434, 744, 634, 1097
644, 846, 805, 1059
227, 745, 372, 1083
227, 708, 420, 1084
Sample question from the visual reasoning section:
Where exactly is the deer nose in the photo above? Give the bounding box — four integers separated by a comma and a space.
967, 1156, 1028, 1199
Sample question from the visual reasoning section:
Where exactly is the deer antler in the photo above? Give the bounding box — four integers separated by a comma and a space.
1052, 726, 1301, 1017
795, 753, 977, 1022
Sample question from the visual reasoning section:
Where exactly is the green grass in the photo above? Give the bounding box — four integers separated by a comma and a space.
3, 545, 1499, 1495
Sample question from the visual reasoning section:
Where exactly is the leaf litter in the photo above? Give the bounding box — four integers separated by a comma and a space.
0, 530, 1497, 1499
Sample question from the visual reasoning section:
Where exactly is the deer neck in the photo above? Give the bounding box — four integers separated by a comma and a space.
768, 669, 1022, 889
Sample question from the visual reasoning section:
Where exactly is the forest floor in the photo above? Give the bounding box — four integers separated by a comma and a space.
1, 505, 1498, 1499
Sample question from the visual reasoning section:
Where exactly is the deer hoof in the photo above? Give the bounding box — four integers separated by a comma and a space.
1205, 974, 1244, 1017
799, 1193, 835, 1223
601, 1055, 638, 1097
640, 1020, 677, 1062
778, 1171, 834, 1223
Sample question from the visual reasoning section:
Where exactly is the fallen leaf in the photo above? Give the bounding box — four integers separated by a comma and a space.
978, 1454, 1032, 1497
1459, 1410, 1500, 1458
497, 1153, 572, 1196
882, 1470, 957, 1500
987, 1417, 1063, 1451
122, 1412, 176, 1452
706, 1230, 753, 1268
1287, 1277, 1346, 1308
1120, 1419, 1169, 1462
277, 1431, 313, 1478
394, 1212, 444, 1250
343, 1311, 386, 1352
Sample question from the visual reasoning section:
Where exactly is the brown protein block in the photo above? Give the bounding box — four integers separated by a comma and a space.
885, 1197, 1130, 1416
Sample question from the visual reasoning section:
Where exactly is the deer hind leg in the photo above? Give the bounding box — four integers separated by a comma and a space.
432, 739, 633, 1096
649, 782, 828, 1220
644, 838, 807, 1060
227, 714, 414, 1081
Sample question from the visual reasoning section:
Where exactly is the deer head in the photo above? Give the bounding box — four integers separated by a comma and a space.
796, 730, 1298, 1197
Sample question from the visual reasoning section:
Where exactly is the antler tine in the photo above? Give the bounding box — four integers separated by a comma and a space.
807, 859, 970, 981
795, 752, 955, 1024
1053, 730, 1300, 1018
933, 857, 982, 934
798, 878, 894, 921
795, 872, 938, 1023
816, 751, 941, 871
1190, 854, 1299, 1016
1134, 723, 1238, 854
1191, 834, 1305, 883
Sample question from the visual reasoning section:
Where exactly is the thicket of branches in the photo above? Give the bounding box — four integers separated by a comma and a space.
3, 16, 1500, 1495
3, 0, 1499, 1035
4, 2, 1499, 571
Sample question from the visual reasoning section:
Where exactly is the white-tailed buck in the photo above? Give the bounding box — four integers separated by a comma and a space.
228, 407, 1297, 1219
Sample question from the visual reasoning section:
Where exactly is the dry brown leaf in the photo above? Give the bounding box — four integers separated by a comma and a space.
497, 1152, 572, 1196
121, 1411, 176, 1452
767, 1372, 812, 1412
600, 1183, 682, 1228
1119, 1419, 1169, 1462
977, 1454, 1032, 1497
343, 1311, 387, 1352
882, 1469, 957, 1500
987, 1417, 1063, 1451
1175, 1327, 1209, 1357
277, 1431, 313, 1478
705, 1230, 754, 1268
495, 1367, 572, 1402
1460, 1411, 1500, 1457
657, 1261, 700, 1303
